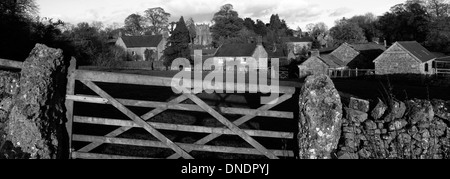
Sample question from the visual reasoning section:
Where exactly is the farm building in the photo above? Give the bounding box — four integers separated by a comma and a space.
209, 40, 268, 71
116, 33, 168, 61
329, 42, 386, 69
374, 41, 436, 75
298, 50, 346, 78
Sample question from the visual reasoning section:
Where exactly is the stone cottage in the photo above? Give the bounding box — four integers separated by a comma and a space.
329, 42, 386, 69
373, 41, 436, 75
210, 40, 268, 71
115, 33, 168, 61
298, 50, 346, 78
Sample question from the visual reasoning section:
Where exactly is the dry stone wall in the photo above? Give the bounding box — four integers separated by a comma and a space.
336, 97, 450, 159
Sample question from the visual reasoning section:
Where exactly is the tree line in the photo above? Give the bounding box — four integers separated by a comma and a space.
1, 0, 449, 68
329, 0, 450, 54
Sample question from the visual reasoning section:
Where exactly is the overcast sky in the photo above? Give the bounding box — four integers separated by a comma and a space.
36, 0, 406, 29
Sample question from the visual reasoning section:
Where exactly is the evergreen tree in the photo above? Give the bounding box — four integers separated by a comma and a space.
254, 19, 268, 36
163, 16, 191, 67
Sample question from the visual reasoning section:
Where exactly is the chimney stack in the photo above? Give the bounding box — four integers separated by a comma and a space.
310, 49, 320, 57
118, 31, 123, 37
257, 36, 263, 46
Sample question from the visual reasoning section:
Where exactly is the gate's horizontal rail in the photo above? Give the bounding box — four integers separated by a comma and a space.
73, 134, 294, 157
74, 116, 294, 139
74, 70, 296, 94
72, 152, 154, 159
68, 95, 294, 119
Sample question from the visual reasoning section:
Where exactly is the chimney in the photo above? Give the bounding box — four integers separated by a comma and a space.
257, 36, 263, 46
384, 40, 387, 48
118, 31, 123, 37
310, 49, 320, 57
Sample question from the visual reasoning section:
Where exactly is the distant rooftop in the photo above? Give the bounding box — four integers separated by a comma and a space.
119, 35, 163, 48
214, 43, 257, 57
321, 54, 346, 68
348, 42, 386, 51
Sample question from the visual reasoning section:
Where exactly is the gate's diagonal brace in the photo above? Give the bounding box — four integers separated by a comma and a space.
167, 93, 293, 159
182, 91, 280, 159
78, 95, 188, 153
80, 80, 193, 159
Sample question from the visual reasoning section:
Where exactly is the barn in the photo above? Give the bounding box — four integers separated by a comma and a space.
373, 41, 436, 75
329, 42, 386, 69
298, 50, 346, 78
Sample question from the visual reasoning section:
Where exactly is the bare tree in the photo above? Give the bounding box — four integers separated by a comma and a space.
426, 0, 449, 18
124, 13, 145, 35
144, 7, 171, 35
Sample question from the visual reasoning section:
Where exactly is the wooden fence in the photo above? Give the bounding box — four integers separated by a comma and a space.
328, 69, 375, 79
65, 59, 299, 159
435, 69, 450, 77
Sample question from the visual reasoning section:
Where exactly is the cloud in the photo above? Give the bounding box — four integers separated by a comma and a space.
39, 0, 381, 30
328, 7, 352, 17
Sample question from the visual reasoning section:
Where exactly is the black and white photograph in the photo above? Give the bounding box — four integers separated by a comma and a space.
1, 0, 450, 169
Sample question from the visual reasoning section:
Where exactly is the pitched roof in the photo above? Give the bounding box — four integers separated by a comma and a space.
119, 35, 163, 48
304, 55, 343, 69
214, 43, 257, 57
321, 54, 346, 67
397, 41, 435, 63
190, 48, 218, 55
319, 46, 338, 54
348, 43, 386, 51
282, 36, 314, 43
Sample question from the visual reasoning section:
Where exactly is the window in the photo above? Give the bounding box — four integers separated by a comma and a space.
425, 63, 429, 72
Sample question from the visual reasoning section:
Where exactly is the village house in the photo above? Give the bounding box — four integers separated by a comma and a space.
282, 36, 314, 54
208, 39, 268, 71
115, 33, 168, 61
373, 41, 436, 75
298, 49, 347, 78
329, 42, 386, 69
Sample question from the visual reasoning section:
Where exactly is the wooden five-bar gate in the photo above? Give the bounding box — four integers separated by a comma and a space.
64, 59, 299, 159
